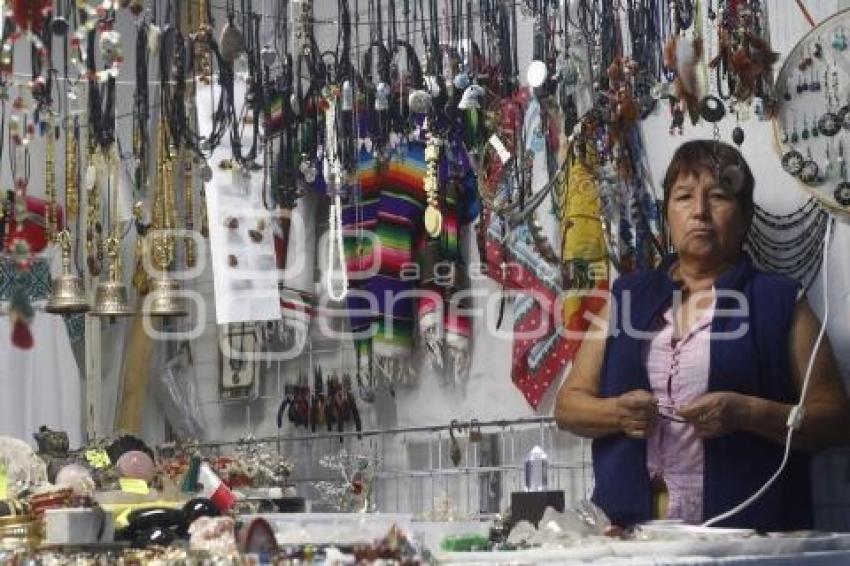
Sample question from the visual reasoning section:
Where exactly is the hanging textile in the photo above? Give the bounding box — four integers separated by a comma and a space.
0, 257, 82, 448
364, 142, 428, 384
343, 146, 382, 382
560, 153, 609, 347
277, 190, 318, 351
417, 136, 481, 381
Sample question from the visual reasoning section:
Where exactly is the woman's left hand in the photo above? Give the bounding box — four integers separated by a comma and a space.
678, 392, 751, 439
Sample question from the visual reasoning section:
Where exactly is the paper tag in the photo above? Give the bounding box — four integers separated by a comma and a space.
119, 478, 150, 495
0, 461, 7, 500
488, 134, 511, 164
85, 449, 111, 469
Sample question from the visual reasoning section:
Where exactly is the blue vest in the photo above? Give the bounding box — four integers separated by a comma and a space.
592, 254, 813, 531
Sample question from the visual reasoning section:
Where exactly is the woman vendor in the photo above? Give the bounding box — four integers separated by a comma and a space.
555, 140, 850, 530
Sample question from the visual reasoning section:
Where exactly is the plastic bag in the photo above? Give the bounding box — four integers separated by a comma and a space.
152, 342, 206, 440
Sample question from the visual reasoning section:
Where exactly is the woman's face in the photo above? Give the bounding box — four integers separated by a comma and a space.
667, 168, 749, 265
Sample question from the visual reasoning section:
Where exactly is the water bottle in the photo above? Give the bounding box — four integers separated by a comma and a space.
524, 445, 548, 492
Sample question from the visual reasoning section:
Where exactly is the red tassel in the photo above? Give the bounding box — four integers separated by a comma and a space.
11, 318, 33, 350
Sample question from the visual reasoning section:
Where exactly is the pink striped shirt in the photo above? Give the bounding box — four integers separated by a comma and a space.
644, 298, 715, 524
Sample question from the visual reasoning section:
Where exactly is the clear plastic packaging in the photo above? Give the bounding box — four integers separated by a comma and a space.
152, 342, 206, 440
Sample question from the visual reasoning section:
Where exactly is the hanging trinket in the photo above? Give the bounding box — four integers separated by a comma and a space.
699, 95, 726, 123
781, 150, 804, 175
219, 17, 244, 63
800, 149, 820, 185
423, 133, 442, 238
819, 112, 841, 136
824, 143, 834, 181
732, 126, 745, 147
449, 421, 462, 467
408, 89, 432, 115
810, 68, 821, 92
835, 182, 850, 206
834, 27, 848, 51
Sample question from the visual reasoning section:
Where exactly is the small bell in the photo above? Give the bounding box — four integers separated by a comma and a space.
92, 238, 134, 318
91, 279, 133, 318
46, 231, 89, 314
143, 274, 189, 317
732, 126, 745, 146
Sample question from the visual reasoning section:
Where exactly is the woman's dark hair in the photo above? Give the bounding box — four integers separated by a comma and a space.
661, 140, 755, 218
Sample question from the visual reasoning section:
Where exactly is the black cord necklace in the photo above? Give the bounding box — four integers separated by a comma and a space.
87, 28, 117, 151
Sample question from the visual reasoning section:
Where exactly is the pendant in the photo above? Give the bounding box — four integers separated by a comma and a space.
835, 181, 850, 206
732, 126, 745, 147
699, 95, 726, 123
818, 112, 841, 136
781, 150, 804, 175
800, 160, 820, 185
425, 205, 443, 238
219, 22, 245, 63
839, 106, 850, 130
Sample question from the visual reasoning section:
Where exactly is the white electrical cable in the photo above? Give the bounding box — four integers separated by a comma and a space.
701, 218, 833, 528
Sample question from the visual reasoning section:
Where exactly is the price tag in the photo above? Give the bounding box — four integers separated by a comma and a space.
85, 449, 111, 469
119, 478, 150, 495
0, 461, 7, 500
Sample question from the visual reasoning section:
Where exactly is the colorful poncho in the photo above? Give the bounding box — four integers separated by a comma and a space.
343, 132, 480, 387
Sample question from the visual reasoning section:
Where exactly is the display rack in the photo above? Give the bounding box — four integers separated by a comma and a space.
193, 416, 591, 519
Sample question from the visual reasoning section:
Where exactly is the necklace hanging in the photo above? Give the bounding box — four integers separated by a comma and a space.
423, 128, 443, 238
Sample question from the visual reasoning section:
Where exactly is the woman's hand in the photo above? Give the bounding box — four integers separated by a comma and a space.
616, 390, 658, 439
678, 392, 750, 439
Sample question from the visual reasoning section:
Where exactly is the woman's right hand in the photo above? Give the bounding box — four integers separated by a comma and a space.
616, 390, 658, 439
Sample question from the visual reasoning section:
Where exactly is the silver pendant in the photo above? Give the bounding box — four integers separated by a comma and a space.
835, 181, 850, 206
781, 150, 804, 175
818, 112, 841, 136
800, 160, 820, 185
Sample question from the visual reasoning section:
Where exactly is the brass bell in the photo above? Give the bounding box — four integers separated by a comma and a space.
91, 279, 134, 317
143, 274, 188, 317
46, 231, 89, 314
91, 237, 134, 318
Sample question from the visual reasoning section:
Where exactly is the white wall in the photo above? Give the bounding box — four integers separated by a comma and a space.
2, 0, 849, 525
